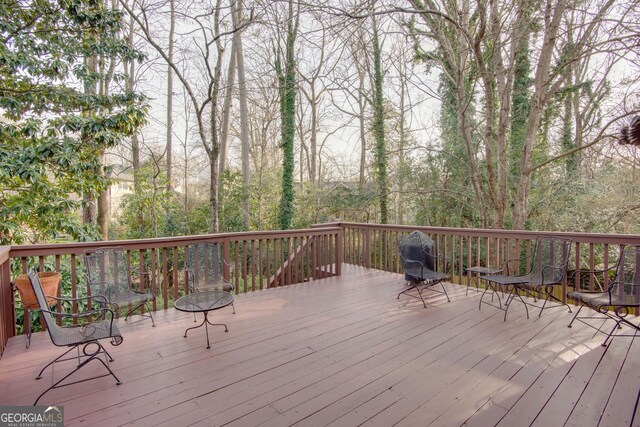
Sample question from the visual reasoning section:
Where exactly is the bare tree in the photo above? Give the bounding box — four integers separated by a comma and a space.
121, 0, 253, 232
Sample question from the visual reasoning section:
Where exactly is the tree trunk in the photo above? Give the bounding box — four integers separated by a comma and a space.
358, 66, 367, 191
166, 0, 175, 191
309, 84, 317, 185
277, 0, 298, 230
398, 60, 406, 225
219, 38, 236, 178
82, 55, 98, 229
512, 0, 568, 230
371, 11, 388, 224
232, 0, 250, 229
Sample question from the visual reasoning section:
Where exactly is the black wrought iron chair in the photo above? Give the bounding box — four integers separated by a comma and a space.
480, 236, 572, 320
83, 247, 156, 326
28, 271, 123, 405
567, 244, 640, 346
185, 241, 235, 315
397, 231, 451, 308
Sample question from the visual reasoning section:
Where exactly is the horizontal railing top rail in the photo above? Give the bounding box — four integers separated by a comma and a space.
316, 222, 640, 245
8, 227, 342, 258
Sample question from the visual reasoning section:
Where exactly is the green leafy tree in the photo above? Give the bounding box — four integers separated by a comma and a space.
0, 0, 146, 244
112, 166, 185, 239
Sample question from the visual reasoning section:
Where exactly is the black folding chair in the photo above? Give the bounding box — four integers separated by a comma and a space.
568, 244, 640, 346
397, 231, 451, 308
29, 271, 123, 405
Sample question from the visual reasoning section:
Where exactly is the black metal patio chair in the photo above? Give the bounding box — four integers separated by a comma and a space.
567, 244, 640, 346
83, 247, 156, 326
480, 236, 572, 320
397, 231, 451, 308
28, 271, 123, 405
185, 241, 235, 316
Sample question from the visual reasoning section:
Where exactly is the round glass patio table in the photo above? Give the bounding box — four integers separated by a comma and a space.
174, 290, 234, 349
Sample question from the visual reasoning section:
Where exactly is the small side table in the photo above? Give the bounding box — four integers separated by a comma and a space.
465, 266, 502, 295
174, 290, 234, 349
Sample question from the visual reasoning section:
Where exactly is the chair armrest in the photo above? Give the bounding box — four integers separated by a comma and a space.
568, 265, 616, 292
504, 254, 534, 276
46, 294, 108, 306
38, 306, 115, 321
402, 255, 448, 273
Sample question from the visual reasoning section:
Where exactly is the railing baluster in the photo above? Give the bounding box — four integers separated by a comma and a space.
258, 239, 264, 290
162, 247, 168, 310
173, 247, 179, 301
55, 255, 62, 325
71, 254, 78, 324
251, 240, 256, 292
235, 241, 240, 292
242, 240, 248, 292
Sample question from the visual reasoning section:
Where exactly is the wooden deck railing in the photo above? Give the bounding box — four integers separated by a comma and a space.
2, 221, 639, 359
325, 222, 640, 306
0, 227, 342, 358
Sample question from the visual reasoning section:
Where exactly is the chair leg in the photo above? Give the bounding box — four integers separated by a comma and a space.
146, 302, 156, 326
601, 318, 624, 347
440, 282, 450, 302
36, 346, 77, 380
416, 286, 427, 308
567, 305, 583, 328
123, 301, 155, 327
538, 289, 572, 317
504, 286, 529, 321
397, 282, 426, 308
34, 342, 121, 405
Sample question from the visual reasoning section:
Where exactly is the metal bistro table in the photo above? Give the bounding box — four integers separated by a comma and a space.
465, 266, 502, 295
174, 290, 234, 349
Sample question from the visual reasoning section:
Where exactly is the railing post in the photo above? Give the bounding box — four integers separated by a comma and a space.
222, 238, 231, 282
0, 247, 15, 358
336, 229, 343, 276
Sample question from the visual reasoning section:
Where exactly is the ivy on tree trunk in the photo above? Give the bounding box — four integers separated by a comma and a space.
371, 12, 389, 224
277, 1, 298, 230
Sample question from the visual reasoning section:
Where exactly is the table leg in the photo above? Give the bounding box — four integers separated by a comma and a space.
183, 311, 229, 349
466, 273, 481, 296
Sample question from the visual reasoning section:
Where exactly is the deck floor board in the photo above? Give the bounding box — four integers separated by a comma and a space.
0, 264, 638, 427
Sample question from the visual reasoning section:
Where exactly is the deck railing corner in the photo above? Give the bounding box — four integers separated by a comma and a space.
0, 246, 14, 358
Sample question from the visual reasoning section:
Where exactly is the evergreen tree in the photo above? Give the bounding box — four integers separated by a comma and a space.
0, 0, 146, 244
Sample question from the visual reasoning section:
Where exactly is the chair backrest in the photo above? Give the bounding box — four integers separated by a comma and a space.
610, 244, 640, 305
185, 242, 229, 292
83, 247, 132, 303
529, 236, 572, 285
398, 231, 435, 271
28, 271, 64, 345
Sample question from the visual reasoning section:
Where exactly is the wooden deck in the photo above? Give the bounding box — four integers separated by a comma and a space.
1, 264, 639, 427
